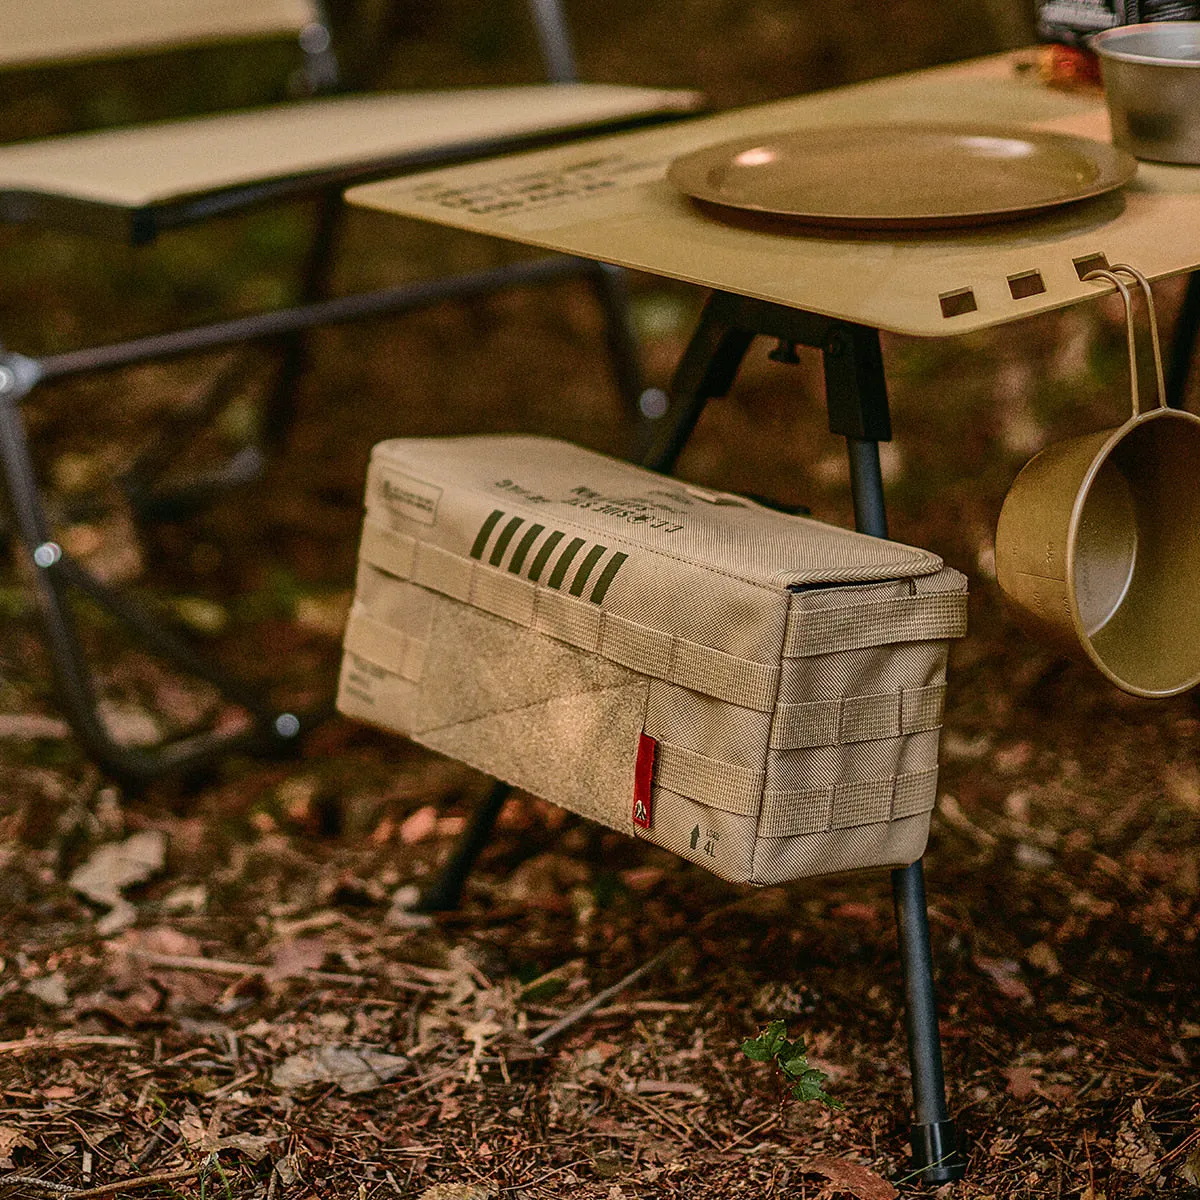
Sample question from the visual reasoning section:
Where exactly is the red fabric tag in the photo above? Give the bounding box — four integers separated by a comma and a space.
632, 733, 657, 829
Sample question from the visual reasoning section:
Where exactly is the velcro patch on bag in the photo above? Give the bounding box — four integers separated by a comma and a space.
632, 733, 658, 829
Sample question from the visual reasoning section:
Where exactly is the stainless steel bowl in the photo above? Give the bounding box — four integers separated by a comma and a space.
1090, 22, 1200, 164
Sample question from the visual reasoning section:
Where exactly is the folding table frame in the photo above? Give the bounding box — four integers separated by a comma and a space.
408, 293, 965, 1184
0, 1, 700, 785
342, 46, 1200, 1182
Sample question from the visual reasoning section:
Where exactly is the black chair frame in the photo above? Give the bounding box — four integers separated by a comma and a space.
0, 1, 681, 785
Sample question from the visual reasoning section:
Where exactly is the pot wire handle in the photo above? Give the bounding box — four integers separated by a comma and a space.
1083, 267, 1139, 419
1110, 264, 1167, 412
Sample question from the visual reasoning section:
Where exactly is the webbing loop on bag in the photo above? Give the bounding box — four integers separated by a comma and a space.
769, 682, 945, 750
783, 592, 967, 658
343, 608, 428, 682
758, 766, 939, 839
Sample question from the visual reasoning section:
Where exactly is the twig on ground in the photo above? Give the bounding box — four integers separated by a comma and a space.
610, 1085, 696, 1144
69, 1164, 204, 1199
0, 1163, 202, 1199
529, 891, 776, 1050
722, 1112, 782, 1152
208, 1070, 258, 1099
632, 1080, 706, 1097
128, 950, 367, 986
529, 939, 686, 1048
0, 1036, 138, 1058
386, 1063, 467, 1107
0, 714, 71, 740
0, 1177, 76, 1196
587, 1000, 694, 1018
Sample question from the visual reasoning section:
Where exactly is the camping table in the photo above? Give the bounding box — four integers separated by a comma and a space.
344, 49, 1200, 1182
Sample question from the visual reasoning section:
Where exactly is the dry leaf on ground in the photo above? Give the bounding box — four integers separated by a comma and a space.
267, 937, 328, 982
26, 974, 69, 1008
418, 1185, 497, 1200
1003, 1066, 1038, 1100
272, 1045, 410, 1094
1111, 1099, 1166, 1179
800, 1156, 897, 1200
68, 830, 167, 934
973, 956, 1035, 1005
0, 1125, 35, 1169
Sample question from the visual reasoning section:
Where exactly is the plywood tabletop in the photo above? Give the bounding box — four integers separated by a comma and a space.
348, 53, 1200, 338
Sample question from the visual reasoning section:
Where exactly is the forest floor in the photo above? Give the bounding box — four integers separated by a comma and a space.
0, 9, 1198, 1198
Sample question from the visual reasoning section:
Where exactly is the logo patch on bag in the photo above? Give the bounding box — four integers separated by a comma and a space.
632, 733, 658, 829
379, 469, 441, 526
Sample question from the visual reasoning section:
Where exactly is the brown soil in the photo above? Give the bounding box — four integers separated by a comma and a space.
1, 5, 1197, 1198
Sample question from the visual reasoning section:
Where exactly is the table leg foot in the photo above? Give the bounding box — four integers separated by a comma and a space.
910, 1119, 967, 1184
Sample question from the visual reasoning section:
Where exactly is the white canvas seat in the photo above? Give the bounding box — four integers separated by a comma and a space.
0, 0, 701, 784
0, 85, 695, 224
0, 0, 320, 69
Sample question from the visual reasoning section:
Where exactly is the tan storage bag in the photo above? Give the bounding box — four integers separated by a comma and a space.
338, 436, 967, 886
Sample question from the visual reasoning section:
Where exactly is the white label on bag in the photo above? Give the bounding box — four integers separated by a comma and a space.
378, 469, 442, 527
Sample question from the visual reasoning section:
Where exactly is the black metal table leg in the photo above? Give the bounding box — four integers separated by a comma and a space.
893, 860, 966, 1183
833, 328, 967, 1186
646, 294, 966, 1183
415, 779, 513, 911
644, 293, 754, 472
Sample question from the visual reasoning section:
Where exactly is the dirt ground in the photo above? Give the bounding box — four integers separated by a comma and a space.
1, 4, 1198, 1198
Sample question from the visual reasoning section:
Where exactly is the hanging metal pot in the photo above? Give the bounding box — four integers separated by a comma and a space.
995, 264, 1200, 697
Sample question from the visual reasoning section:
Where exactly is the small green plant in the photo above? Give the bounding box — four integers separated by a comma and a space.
741, 1019, 843, 1109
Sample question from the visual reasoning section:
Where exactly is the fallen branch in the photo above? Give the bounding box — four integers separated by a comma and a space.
0, 714, 71, 741
530, 938, 686, 1048
529, 890, 775, 1050
0, 1176, 75, 1195
0, 1035, 138, 1058
70, 1164, 204, 1199
128, 950, 367, 986
0, 1163, 208, 1199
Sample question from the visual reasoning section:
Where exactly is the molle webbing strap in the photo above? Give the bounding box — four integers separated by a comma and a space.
654, 741, 940, 832
758, 766, 939, 839
357, 520, 780, 711
784, 592, 967, 658
769, 683, 945, 750
654, 741, 764, 815
342, 608, 428, 682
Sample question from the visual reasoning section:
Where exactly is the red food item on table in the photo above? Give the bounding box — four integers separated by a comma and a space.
1037, 42, 1104, 90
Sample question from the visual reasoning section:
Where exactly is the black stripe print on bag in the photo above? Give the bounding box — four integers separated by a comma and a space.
469, 509, 628, 605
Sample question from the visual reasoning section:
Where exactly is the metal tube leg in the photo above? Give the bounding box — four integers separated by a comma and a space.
415, 780, 512, 912
892, 861, 966, 1182
1167, 268, 1200, 408
845, 434, 965, 1183
583, 262, 652, 455
644, 296, 753, 472
846, 437, 890, 539
0, 377, 122, 764
0, 362, 322, 785
262, 189, 345, 451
